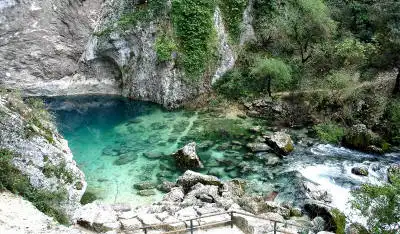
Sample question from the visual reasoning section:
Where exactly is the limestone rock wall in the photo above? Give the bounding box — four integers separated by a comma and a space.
0, 0, 244, 108
0, 94, 86, 216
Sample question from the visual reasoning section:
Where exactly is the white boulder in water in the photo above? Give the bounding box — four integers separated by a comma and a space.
172, 142, 204, 169
265, 131, 294, 155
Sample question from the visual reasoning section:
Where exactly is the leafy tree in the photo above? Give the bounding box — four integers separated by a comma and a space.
367, 1, 400, 94
254, 0, 336, 64
251, 58, 292, 96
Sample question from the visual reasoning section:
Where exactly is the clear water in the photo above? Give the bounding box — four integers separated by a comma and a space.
47, 96, 400, 220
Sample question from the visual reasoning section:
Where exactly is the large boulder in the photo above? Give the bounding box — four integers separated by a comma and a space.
387, 164, 400, 184
343, 124, 382, 153
265, 131, 294, 156
304, 200, 346, 233
176, 170, 222, 192
303, 182, 333, 203
73, 202, 120, 232
172, 142, 204, 169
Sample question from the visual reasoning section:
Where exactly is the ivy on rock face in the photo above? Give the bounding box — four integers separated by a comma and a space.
172, 0, 217, 79
218, 0, 248, 42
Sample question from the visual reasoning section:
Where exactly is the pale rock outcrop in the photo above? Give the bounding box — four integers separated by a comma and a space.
0, 94, 86, 216
176, 170, 222, 192
265, 131, 294, 156
0, 0, 118, 96
0, 191, 85, 234
74, 202, 120, 232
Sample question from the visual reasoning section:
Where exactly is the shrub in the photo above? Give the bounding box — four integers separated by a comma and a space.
0, 149, 69, 224
313, 122, 345, 144
351, 181, 400, 233
251, 58, 293, 92
214, 69, 250, 99
324, 70, 355, 90
155, 33, 177, 62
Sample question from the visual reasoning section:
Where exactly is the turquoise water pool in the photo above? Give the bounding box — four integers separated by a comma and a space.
47, 96, 399, 217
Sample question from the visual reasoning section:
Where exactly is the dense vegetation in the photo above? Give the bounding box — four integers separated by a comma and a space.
213, 1, 400, 233
172, 0, 218, 79
351, 172, 400, 233
214, 0, 400, 146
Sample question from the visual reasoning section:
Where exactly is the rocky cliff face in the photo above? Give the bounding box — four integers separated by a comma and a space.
0, 0, 242, 108
0, 93, 86, 216
0, 0, 120, 97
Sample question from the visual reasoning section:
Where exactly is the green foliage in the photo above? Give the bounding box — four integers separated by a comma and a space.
384, 98, 400, 144
351, 181, 400, 234
324, 70, 355, 90
172, 0, 217, 79
43, 162, 75, 184
253, 0, 336, 63
218, 0, 248, 42
334, 38, 369, 67
331, 208, 346, 234
117, 0, 168, 29
214, 69, 251, 99
313, 123, 345, 144
80, 189, 99, 205
0, 149, 69, 224
251, 58, 293, 92
155, 32, 177, 62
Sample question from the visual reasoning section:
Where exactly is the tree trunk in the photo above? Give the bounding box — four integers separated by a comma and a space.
267, 77, 272, 97
393, 68, 400, 95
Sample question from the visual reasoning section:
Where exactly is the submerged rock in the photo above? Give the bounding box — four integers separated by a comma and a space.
351, 167, 369, 176
265, 131, 294, 156
143, 151, 165, 159
137, 189, 156, 197
172, 142, 204, 169
133, 181, 156, 190
246, 142, 271, 152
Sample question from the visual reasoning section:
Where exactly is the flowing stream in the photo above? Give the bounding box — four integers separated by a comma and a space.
47, 95, 400, 221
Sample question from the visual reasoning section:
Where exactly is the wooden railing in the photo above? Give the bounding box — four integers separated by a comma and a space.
134, 210, 310, 234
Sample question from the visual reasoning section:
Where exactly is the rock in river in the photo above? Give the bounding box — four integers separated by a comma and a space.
265, 131, 294, 156
351, 167, 369, 176
172, 142, 204, 169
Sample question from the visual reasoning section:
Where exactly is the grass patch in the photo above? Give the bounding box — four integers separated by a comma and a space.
0, 149, 69, 224
313, 123, 345, 144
